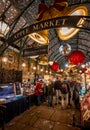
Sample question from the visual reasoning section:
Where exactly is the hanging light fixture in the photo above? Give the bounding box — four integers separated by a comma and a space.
29, 55, 39, 59
39, 55, 48, 65
59, 43, 71, 55
0, 15, 10, 37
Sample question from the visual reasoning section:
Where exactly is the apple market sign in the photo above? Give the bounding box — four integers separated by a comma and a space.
7, 16, 88, 44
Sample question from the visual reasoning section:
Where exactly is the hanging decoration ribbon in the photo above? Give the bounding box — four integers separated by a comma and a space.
37, 0, 68, 21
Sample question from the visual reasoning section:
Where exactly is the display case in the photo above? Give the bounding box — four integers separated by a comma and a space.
0, 83, 35, 123
0, 84, 15, 104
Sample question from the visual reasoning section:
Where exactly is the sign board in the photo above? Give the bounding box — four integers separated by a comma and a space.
23, 45, 48, 57
7, 16, 85, 44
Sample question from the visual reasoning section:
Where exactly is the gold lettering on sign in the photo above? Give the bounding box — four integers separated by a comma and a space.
49, 20, 54, 27
39, 23, 44, 29
62, 19, 66, 25
7, 16, 80, 43
43, 22, 49, 28
33, 24, 39, 31
55, 19, 61, 26
25, 28, 29, 34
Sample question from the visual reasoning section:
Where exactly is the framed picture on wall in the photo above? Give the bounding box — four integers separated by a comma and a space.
8, 54, 14, 63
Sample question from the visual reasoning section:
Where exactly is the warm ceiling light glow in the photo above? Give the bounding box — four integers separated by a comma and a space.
49, 71, 52, 74
2, 56, 8, 63
61, 69, 63, 72
30, 55, 39, 59
33, 66, 36, 70
29, 30, 49, 45
45, 70, 48, 73
40, 68, 43, 72
22, 63, 26, 67
57, 5, 88, 40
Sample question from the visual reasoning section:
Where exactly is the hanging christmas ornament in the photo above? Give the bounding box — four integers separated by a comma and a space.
59, 44, 71, 55
50, 61, 59, 71
86, 62, 90, 67
69, 50, 85, 65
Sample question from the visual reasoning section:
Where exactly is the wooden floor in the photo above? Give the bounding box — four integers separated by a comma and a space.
0, 100, 82, 130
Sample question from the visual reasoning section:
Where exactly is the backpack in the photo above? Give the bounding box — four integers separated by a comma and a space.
61, 83, 68, 94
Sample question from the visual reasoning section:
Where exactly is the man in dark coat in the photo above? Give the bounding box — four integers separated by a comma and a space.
54, 77, 61, 104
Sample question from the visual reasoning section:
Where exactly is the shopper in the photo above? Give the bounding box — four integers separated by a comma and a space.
72, 82, 80, 109
47, 79, 54, 107
54, 77, 61, 104
35, 80, 43, 106
61, 81, 70, 109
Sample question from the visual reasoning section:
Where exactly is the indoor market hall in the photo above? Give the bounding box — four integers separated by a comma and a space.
0, 0, 90, 130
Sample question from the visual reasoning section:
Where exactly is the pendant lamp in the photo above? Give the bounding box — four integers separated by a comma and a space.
38, 55, 48, 65
0, 20, 10, 37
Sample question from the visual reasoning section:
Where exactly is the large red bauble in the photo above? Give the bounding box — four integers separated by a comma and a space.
50, 62, 59, 71
69, 51, 85, 65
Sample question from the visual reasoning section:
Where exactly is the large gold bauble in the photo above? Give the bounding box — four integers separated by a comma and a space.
57, 5, 88, 40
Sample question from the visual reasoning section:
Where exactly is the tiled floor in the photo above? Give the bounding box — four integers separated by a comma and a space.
0, 102, 81, 130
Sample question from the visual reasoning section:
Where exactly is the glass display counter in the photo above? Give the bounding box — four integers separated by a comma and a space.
0, 83, 35, 125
